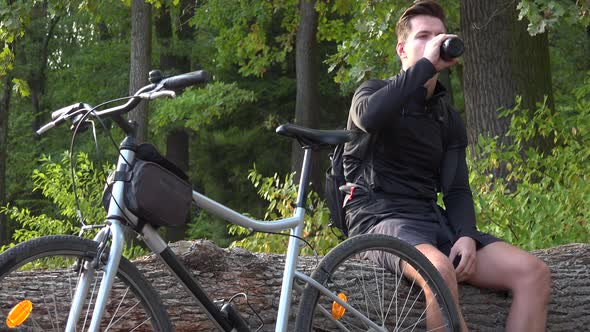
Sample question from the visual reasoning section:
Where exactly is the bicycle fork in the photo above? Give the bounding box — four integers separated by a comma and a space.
65, 220, 126, 332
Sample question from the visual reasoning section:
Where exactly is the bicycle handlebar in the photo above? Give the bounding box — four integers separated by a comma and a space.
51, 103, 84, 120
36, 70, 209, 136
160, 70, 209, 90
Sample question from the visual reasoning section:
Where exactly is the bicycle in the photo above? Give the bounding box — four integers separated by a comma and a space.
0, 70, 460, 331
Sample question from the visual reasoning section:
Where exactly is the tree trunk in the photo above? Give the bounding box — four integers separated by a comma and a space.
461, 0, 554, 155
155, 1, 195, 242
27, 1, 59, 134
291, 0, 323, 196
129, 0, 152, 142
0, 71, 12, 245
2, 241, 588, 330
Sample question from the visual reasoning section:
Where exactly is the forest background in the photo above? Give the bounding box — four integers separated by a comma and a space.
0, 0, 589, 256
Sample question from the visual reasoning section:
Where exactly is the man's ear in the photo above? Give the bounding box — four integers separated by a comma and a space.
396, 41, 406, 59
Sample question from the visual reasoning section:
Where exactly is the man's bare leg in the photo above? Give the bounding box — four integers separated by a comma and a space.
401, 243, 468, 331
466, 242, 551, 332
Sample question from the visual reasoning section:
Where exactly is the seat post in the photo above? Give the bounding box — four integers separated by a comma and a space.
295, 147, 313, 208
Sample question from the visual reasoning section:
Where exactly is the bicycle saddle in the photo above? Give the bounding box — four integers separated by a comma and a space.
276, 123, 356, 148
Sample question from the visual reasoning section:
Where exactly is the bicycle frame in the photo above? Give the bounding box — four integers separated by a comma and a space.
68, 134, 385, 332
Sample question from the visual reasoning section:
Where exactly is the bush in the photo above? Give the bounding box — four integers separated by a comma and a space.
469, 76, 590, 250
228, 165, 341, 255
1, 152, 148, 259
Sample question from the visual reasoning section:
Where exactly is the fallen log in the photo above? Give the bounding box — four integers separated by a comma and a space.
1, 240, 588, 331
139, 241, 589, 331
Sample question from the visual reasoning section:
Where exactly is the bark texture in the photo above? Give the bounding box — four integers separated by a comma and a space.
128, 0, 152, 142
2, 241, 587, 331
461, 0, 554, 154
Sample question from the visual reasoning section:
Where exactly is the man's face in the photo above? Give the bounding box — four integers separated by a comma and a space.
396, 15, 446, 70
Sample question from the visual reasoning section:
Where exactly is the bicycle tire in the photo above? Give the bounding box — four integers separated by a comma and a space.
0, 235, 173, 331
295, 233, 461, 331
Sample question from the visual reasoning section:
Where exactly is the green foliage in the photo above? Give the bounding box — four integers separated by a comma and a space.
469, 76, 590, 250
181, 76, 296, 220
1, 152, 111, 245
185, 211, 235, 248
0, 46, 15, 78
517, 0, 590, 35
0, 3, 27, 44
192, 0, 298, 77
1, 151, 149, 259
549, 20, 590, 98
11, 78, 29, 97
150, 81, 256, 135
0, 206, 78, 245
0, 1, 27, 78
318, 1, 402, 92
228, 166, 340, 255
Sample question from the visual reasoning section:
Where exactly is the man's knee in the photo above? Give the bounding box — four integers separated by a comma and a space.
415, 244, 458, 290
516, 256, 552, 300
431, 258, 458, 289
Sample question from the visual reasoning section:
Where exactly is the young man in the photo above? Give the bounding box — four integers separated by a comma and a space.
343, 1, 551, 330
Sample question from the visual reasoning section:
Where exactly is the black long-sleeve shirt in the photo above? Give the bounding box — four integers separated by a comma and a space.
343, 58, 479, 240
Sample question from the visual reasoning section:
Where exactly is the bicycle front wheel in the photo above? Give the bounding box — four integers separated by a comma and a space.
296, 233, 461, 332
0, 235, 172, 331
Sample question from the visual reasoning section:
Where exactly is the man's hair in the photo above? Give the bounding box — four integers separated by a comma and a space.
396, 0, 446, 43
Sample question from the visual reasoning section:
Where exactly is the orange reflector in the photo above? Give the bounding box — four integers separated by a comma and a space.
6, 300, 32, 328
331, 292, 347, 320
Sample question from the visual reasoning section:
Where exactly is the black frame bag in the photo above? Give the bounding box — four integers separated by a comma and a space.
103, 144, 192, 227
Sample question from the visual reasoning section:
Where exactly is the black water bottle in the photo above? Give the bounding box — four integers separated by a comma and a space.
440, 37, 464, 61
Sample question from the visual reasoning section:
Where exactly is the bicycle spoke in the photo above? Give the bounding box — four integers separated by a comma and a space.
339, 314, 368, 331
40, 286, 57, 331
106, 286, 130, 330
129, 317, 152, 332
398, 273, 419, 329
394, 260, 408, 331
67, 271, 79, 332
82, 274, 100, 331
371, 260, 384, 324
52, 283, 61, 332
382, 266, 399, 327
359, 263, 380, 326
107, 299, 142, 330
399, 284, 424, 330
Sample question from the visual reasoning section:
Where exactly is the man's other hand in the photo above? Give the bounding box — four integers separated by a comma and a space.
449, 236, 477, 282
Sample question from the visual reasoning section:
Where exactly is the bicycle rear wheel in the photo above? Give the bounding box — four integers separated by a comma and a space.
295, 233, 461, 331
0, 235, 172, 331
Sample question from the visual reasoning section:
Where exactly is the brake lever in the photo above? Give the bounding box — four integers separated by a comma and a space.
138, 90, 176, 100
36, 104, 93, 136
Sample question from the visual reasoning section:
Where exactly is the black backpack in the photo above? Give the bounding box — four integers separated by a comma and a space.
324, 131, 375, 238
325, 142, 349, 237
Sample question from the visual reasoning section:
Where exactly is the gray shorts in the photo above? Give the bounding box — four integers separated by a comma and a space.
364, 218, 501, 273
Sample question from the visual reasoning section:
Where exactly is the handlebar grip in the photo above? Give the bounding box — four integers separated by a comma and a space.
161, 70, 209, 90
36, 121, 56, 136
